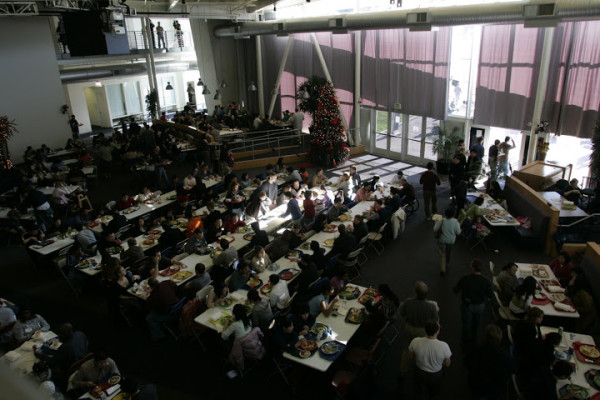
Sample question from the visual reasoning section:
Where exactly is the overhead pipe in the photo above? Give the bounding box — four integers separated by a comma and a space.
60, 62, 195, 83
214, 1, 600, 37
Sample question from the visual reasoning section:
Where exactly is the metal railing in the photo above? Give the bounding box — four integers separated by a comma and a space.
556, 213, 600, 229
229, 129, 308, 159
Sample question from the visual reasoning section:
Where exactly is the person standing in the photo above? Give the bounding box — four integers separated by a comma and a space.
470, 136, 484, 161
420, 162, 441, 221
156, 22, 166, 49
498, 136, 516, 179
69, 115, 83, 139
408, 320, 452, 400
149, 19, 156, 48
453, 259, 494, 344
488, 139, 500, 183
433, 208, 461, 276
290, 108, 304, 142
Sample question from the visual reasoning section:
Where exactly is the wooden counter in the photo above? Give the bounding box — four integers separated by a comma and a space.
512, 160, 571, 191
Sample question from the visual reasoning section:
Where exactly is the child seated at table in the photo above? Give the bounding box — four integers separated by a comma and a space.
473, 215, 490, 238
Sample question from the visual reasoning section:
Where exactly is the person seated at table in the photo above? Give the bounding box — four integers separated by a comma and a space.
513, 307, 544, 386
22, 223, 45, 246
306, 240, 327, 274
183, 263, 211, 298
289, 179, 305, 198
128, 217, 147, 238
103, 210, 128, 236
472, 215, 490, 238
301, 191, 316, 230
258, 190, 274, 214
213, 238, 238, 271
280, 192, 302, 222
496, 262, 519, 306
229, 263, 252, 292
173, 198, 194, 219
98, 231, 120, 253
184, 228, 207, 255
567, 269, 598, 334
37, 322, 89, 385
144, 250, 184, 279
347, 215, 368, 243
288, 223, 305, 249
328, 266, 348, 295
75, 228, 98, 255
137, 187, 156, 203
51, 181, 70, 206
120, 378, 158, 400
523, 360, 574, 400
158, 220, 184, 251
311, 213, 328, 233
292, 254, 319, 295
549, 251, 573, 287
104, 258, 142, 314
182, 173, 197, 193
326, 198, 347, 223
286, 166, 302, 184
327, 224, 357, 263
398, 178, 416, 206
251, 246, 271, 273
351, 302, 387, 348
73, 208, 92, 230
354, 182, 372, 203
267, 274, 290, 312
123, 238, 145, 264
562, 178, 582, 205
509, 276, 537, 318
238, 172, 252, 189
12, 306, 51, 344
198, 164, 214, 180
248, 221, 269, 248
310, 168, 328, 188
204, 218, 224, 244
145, 277, 181, 341
299, 167, 309, 185
271, 317, 298, 360
69, 349, 120, 395
277, 185, 291, 206
291, 304, 315, 335
246, 289, 272, 331
115, 193, 137, 211
0, 301, 17, 345
308, 283, 338, 317
465, 196, 484, 221
390, 170, 404, 186
226, 182, 243, 202
224, 213, 246, 234
206, 279, 229, 308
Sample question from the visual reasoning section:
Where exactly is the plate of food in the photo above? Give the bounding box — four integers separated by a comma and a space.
300, 241, 311, 250
76, 259, 97, 270
222, 235, 236, 243
243, 233, 255, 241
580, 344, 600, 359
338, 214, 351, 222
323, 238, 335, 247
549, 293, 567, 302
148, 229, 161, 235
159, 265, 180, 277
211, 250, 223, 259
260, 285, 273, 296
584, 369, 600, 390
358, 294, 375, 305
345, 308, 366, 324
236, 225, 251, 233
107, 375, 121, 385
122, 207, 139, 214
267, 263, 280, 271
319, 341, 340, 355
286, 250, 303, 261
142, 238, 156, 246
532, 265, 550, 278
100, 216, 113, 223
279, 269, 297, 280
310, 323, 329, 338
217, 297, 235, 308
170, 270, 193, 283
90, 383, 111, 398
107, 247, 121, 255
212, 314, 235, 330
559, 384, 590, 400
339, 286, 361, 300
363, 288, 379, 297
298, 350, 312, 358
245, 277, 262, 289
295, 338, 318, 351
323, 224, 337, 233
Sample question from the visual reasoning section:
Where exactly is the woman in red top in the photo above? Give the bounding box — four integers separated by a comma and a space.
549, 251, 573, 286
301, 191, 316, 230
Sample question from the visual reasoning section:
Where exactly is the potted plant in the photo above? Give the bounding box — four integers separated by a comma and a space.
432, 126, 462, 174
146, 89, 158, 121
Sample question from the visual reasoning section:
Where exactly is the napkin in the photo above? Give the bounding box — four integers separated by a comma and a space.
4, 351, 20, 362
547, 285, 566, 293
336, 305, 350, 316
230, 292, 246, 302
106, 385, 119, 395
554, 302, 575, 312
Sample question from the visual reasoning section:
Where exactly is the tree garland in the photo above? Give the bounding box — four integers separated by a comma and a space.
0, 116, 17, 170
297, 76, 349, 167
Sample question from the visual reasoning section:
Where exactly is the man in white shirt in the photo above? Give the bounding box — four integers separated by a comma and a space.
391, 170, 404, 186
253, 115, 263, 130
409, 320, 452, 399
290, 108, 304, 141
268, 274, 290, 311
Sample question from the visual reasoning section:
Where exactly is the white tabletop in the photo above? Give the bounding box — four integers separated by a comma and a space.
283, 284, 370, 372
470, 192, 519, 226
47, 149, 75, 158
516, 263, 580, 318
29, 233, 77, 255
38, 185, 80, 196
119, 190, 178, 221
537, 191, 589, 218
2, 330, 57, 375
540, 326, 599, 397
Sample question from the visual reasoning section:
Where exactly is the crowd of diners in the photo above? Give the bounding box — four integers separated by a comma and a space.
2, 131, 600, 399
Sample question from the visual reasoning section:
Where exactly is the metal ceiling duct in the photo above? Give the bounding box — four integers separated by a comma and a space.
214, 1, 600, 38
60, 61, 197, 83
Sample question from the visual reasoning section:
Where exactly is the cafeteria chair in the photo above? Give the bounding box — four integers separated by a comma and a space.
511, 374, 526, 399
492, 276, 501, 292
356, 236, 369, 266
52, 245, 81, 297
489, 261, 496, 276
506, 324, 516, 357
343, 337, 382, 372
340, 248, 364, 281
493, 291, 519, 322
175, 238, 187, 255
161, 296, 188, 340
365, 223, 387, 256
115, 224, 132, 241
132, 257, 149, 276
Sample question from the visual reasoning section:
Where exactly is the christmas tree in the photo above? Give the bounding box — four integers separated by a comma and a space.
0, 116, 17, 170
297, 76, 349, 167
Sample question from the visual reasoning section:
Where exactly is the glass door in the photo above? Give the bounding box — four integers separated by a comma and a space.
407, 115, 424, 159
390, 112, 403, 154
374, 110, 389, 152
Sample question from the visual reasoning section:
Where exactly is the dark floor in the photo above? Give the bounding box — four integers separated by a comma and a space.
1, 148, 555, 400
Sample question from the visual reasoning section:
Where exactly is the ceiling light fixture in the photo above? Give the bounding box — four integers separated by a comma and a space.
248, 81, 257, 91
214, 90, 222, 100
220, 79, 228, 89
197, 77, 204, 87
202, 86, 211, 95
166, 82, 173, 90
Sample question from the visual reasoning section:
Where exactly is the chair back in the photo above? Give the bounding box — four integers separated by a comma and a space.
346, 248, 362, 260
132, 257, 149, 276
492, 276, 501, 292
67, 352, 93, 377
377, 223, 387, 234
489, 261, 495, 276
358, 235, 369, 246
116, 224, 132, 240
175, 239, 187, 255
170, 296, 188, 314
196, 284, 213, 302
58, 244, 73, 258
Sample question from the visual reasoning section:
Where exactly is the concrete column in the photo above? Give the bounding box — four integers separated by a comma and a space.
144, 17, 160, 114
267, 36, 294, 118
256, 36, 265, 117
353, 31, 361, 146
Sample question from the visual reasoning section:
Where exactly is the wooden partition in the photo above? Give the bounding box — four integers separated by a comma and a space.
512, 160, 571, 191
505, 176, 560, 255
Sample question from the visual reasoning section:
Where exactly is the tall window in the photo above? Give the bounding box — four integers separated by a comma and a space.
123, 82, 142, 115
158, 75, 176, 108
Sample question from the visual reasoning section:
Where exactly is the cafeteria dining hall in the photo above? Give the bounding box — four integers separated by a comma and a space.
2, 0, 600, 399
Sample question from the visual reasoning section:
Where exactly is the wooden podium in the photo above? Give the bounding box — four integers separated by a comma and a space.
512, 161, 572, 191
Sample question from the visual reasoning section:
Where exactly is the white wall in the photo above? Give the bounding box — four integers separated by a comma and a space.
0, 17, 69, 164
65, 84, 92, 133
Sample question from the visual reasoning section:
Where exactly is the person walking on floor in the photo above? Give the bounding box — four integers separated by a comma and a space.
433, 208, 460, 277
409, 320, 452, 400
454, 259, 494, 345
420, 162, 441, 221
